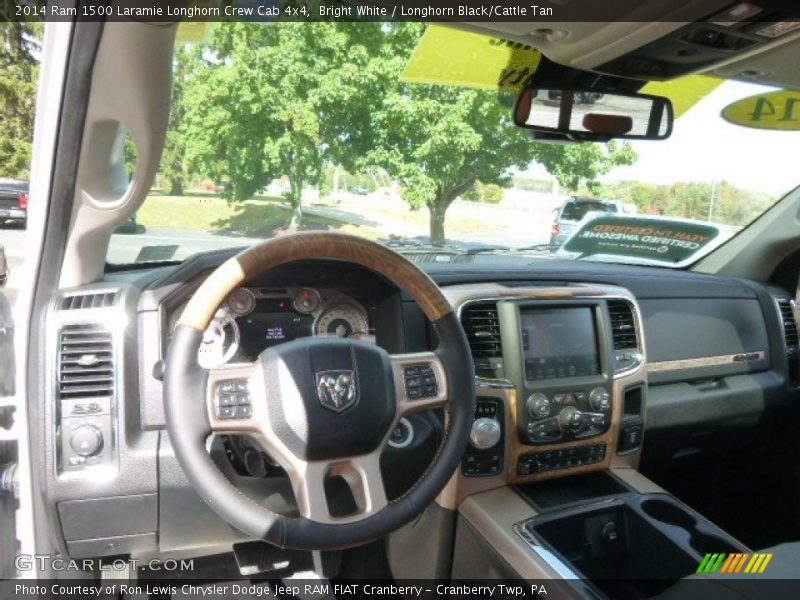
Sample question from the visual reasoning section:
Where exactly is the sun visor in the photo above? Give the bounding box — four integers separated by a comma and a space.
641, 75, 724, 118
402, 25, 722, 118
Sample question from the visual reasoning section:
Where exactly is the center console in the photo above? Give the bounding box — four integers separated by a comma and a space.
500, 296, 639, 482
439, 283, 749, 597
455, 470, 750, 599
519, 306, 612, 445
438, 284, 648, 509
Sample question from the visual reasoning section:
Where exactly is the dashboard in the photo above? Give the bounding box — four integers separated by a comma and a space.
37, 251, 800, 560
172, 286, 375, 368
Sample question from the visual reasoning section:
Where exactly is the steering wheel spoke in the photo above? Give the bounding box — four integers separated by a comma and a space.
206, 361, 266, 435
288, 452, 388, 523
391, 352, 448, 415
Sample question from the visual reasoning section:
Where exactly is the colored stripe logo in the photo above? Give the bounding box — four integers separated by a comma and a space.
697, 553, 773, 574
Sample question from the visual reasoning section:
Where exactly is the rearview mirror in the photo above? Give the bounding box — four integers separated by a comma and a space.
514, 87, 674, 141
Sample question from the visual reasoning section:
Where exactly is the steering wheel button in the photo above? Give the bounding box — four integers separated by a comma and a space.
235, 405, 252, 418
219, 382, 235, 393
407, 387, 422, 399
218, 405, 236, 419
235, 393, 251, 405
219, 393, 237, 407
422, 384, 437, 397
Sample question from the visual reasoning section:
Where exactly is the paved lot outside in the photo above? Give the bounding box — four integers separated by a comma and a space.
1, 189, 564, 311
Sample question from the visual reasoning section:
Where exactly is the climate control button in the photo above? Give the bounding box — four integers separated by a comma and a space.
589, 387, 611, 411
526, 393, 551, 418
558, 406, 584, 433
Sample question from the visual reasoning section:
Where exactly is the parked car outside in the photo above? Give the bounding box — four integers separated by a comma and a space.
0, 178, 28, 228
550, 196, 625, 247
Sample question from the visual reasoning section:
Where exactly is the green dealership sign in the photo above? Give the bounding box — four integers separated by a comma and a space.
562, 215, 722, 264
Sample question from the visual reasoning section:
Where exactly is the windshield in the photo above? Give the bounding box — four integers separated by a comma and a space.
106, 23, 799, 267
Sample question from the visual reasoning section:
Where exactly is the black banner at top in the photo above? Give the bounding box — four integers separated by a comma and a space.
5, 0, 800, 23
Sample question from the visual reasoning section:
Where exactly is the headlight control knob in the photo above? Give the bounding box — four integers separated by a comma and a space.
70, 425, 103, 457
470, 417, 502, 449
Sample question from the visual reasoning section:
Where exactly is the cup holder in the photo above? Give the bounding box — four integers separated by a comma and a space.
641, 499, 696, 528
641, 498, 742, 554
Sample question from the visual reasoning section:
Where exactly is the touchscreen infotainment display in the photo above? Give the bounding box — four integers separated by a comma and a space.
520, 308, 600, 380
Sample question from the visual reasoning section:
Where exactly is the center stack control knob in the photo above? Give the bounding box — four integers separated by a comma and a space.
558, 406, 583, 433
470, 417, 501, 449
589, 387, 611, 411
526, 393, 551, 418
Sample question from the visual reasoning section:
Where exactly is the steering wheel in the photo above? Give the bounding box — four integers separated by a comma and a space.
164, 233, 475, 550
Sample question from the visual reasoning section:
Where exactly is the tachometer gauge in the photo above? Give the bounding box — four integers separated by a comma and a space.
227, 288, 256, 316
198, 310, 239, 368
292, 287, 321, 314
315, 304, 368, 339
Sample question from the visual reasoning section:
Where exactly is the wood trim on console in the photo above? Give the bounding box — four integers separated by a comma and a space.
507, 378, 623, 484
437, 282, 648, 506
437, 382, 516, 509
648, 351, 765, 374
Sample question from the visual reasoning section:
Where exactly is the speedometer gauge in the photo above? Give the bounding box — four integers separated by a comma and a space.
198, 310, 239, 368
227, 288, 256, 316
315, 304, 368, 339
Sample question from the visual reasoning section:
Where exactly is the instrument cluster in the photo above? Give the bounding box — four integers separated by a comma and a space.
193, 286, 374, 368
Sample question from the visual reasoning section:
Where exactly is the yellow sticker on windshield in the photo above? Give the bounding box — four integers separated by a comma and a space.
721, 90, 800, 130
177, 22, 210, 43
401, 25, 542, 92
641, 75, 723, 119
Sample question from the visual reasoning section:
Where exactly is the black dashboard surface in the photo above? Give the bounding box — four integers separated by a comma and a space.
113, 249, 758, 300
123, 250, 790, 389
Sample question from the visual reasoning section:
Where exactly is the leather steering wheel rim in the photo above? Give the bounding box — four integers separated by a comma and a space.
164, 232, 475, 550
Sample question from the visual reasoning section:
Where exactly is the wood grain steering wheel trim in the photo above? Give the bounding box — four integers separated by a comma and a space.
177, 232, 453, 330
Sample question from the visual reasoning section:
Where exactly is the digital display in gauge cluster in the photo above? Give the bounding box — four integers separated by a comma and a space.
238, 309, 314, 355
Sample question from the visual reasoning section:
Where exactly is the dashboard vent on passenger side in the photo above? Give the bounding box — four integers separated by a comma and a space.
461, 302, 502, 360
608, 300, 638, 350
59, 291, 117, 311
57, 324, 114, 399
776, 298, 799, 351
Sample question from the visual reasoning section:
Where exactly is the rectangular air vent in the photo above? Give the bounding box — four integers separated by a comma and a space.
58, 324, 114, 399
776, 298, 799, 351
59, 291, 117, 311
461, 302, 502, 360
608, 300, 638, 350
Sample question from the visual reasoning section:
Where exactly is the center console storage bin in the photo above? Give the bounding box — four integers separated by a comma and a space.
523, 493, 748, 598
